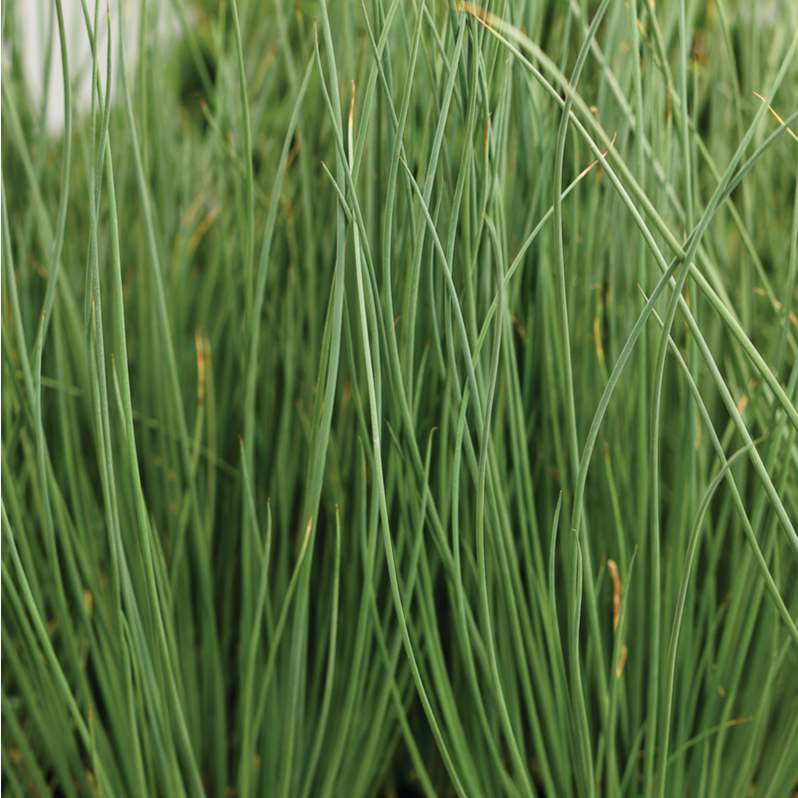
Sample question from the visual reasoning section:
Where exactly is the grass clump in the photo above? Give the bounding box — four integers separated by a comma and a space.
2, 0, 798, 796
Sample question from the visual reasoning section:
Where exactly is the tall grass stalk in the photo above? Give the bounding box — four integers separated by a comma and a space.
3, 0, 798, 796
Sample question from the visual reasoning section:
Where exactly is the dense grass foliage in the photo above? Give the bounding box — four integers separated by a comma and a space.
3, 0, 798, 795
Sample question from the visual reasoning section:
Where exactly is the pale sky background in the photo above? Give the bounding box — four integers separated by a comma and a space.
16, 0, 184, 133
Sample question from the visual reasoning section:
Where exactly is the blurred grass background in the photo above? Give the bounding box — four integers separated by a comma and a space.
2, 0, 798, 796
